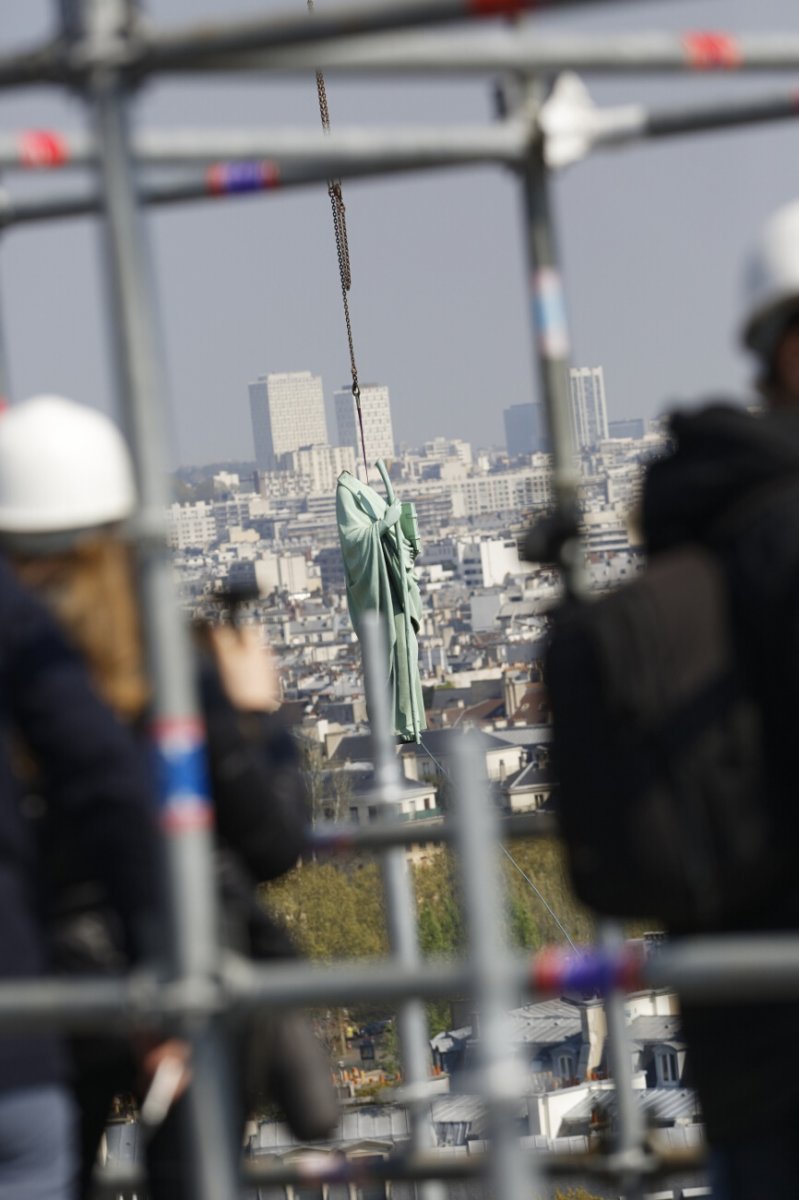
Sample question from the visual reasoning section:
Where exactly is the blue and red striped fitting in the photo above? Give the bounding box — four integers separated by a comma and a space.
19, 130, 68, 168
206, 161, 281, 196
311, 831, 358, 854
532, 944, 645, 997
682, 32, 742, 69
151, 715, 214, 833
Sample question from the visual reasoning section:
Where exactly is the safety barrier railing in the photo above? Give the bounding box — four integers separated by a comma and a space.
0, 2, 794, 1197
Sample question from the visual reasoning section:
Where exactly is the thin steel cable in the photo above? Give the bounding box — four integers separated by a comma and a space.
419, 738, 576, 949
499, 843, 577, 951
307, 0, 369, 479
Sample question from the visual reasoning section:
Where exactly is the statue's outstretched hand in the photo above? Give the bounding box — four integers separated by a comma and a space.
378, 500, 402, 535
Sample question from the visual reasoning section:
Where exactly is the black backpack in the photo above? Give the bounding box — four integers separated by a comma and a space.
545, 529, 780, 930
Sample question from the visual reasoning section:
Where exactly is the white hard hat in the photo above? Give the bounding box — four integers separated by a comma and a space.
741, 201, 799, 360
0, 395, 137, 537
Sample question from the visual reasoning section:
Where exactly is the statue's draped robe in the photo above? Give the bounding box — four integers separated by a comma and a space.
336, 471, 426, 742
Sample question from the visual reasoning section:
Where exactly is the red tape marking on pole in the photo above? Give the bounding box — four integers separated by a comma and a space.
683, 32, 742, 69
19, 130, 68, 168
469, 0, 533, 16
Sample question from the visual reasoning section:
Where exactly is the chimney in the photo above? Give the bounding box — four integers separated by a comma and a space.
577, 999, 607, 1079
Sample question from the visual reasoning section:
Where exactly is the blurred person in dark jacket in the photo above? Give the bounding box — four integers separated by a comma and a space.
0, 554, 159, 1200
641, 200, 799, 1200
0, 395, 336, 1200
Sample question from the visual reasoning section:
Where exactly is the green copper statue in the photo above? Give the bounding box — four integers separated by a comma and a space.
336, 464, 426, 743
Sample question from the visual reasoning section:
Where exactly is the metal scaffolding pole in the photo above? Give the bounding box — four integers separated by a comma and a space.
131, 0, 694, 75
515, 79, 646, 1195
0, 1, 698, 92
540, 81, 799, 167
165, 29, 799, 79
309, 809, 556, 853
625, 87, 799, 142
93, 1139, 708, 1199
0, 265, 12, 407
5, 933, 799, 1036
516, 83, 583, 588
0, 122, 528, 173
599, 924, 648, 1197
453, 734, 545, 1200
1, 79, 799, 230
68, 1, 241, 1196
360, 614, 444, 1200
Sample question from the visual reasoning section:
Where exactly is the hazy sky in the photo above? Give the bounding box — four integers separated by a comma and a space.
1, 0, 798, 465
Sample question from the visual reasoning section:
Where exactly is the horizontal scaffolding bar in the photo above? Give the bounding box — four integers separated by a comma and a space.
133, 0, 694, 75
175, 29, 799, 78
0, 1, 693, 91
0, 976, 143, 1032
3, 82, 798, 228
0, 43, 65, 91
642, 88, 799, 140
540, 78, 799, 166
0, 163, 438, 229
0, 972, 224, 1031
244, 1144, 702, 1186
2, 936, 799, 1034
309, 811, 557, 854
0, 122, 529, 174
91, 1143, 704, 1196
643, 935, 799, 1003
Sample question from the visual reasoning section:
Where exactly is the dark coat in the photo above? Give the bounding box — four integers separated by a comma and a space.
61, 649, 311, 1198
0, 556, 158, 1093
200, 663, 308, 885
642, 403, 799, 1141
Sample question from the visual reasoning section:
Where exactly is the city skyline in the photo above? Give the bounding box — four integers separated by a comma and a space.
193, 361, 647, 472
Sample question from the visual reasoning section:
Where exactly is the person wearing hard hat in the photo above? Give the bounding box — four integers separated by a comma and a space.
0, 557, 159, 1200
0, 396, 334, 1200
638, 203, 799, 1200
742, 200, 799, 410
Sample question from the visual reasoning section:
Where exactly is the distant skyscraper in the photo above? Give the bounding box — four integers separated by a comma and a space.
248, 371, 328, 470
334, 383, 395, 464
569, 367, 609, 450
503, 402, 549, 456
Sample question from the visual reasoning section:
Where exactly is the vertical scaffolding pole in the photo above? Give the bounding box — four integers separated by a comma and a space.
453, 735, 545, 1200
517, 80, 646, 1197
68, 1, 241, 1196
517, 81, 584, 594
0, 268, 11, 409
600, 922, 648, 1193
361, 614, 443, 1200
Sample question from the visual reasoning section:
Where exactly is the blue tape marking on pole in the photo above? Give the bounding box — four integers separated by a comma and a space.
562, 951, 615, 995
207, 161, 280, 195
533, 267, 570, 358
534, 945, 645, 997
153, 717, 213, 831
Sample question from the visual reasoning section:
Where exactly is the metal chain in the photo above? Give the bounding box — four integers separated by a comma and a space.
307, 0, 368, 477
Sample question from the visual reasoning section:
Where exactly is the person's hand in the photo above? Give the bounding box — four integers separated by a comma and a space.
378, 500, 402, 534
207, 625, 281, 713
138, 1038, 192, 1127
